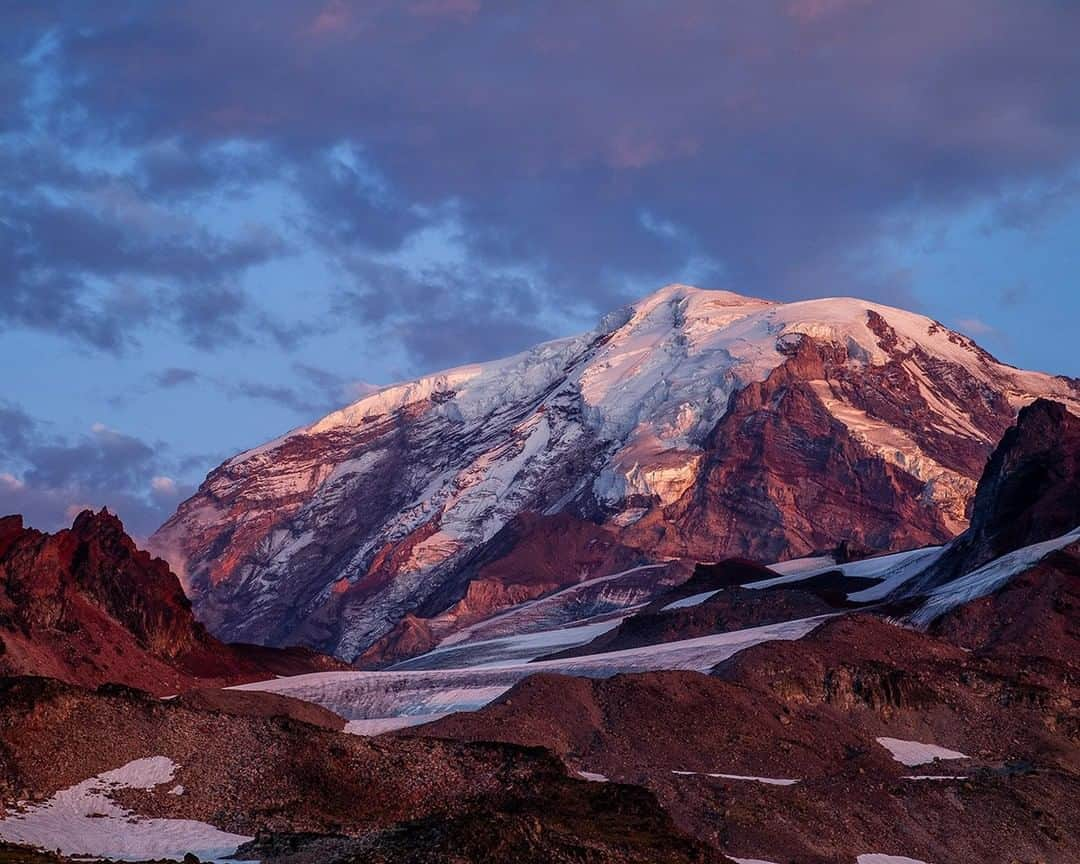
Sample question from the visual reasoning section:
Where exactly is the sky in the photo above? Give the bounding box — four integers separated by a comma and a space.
2, 0, 1079, 538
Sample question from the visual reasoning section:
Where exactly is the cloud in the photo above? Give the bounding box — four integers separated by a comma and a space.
988, 175, 1080, 234
155, 367, 201, 388
1, 2, 1080, 406
294, 362, 377, 408
150, 475, 178, 495
335, 259, 556, 370
0, 402, 37, 452
2, 0, 1069, 339
226, 364, 374, 418
229, 380, 324, 415
407, 0, 481, 21
0, 473, 25, 492
0, 406, 191, 539
310, 1, 352, 36
955, 316, 996, 337
0, 150, 292, 352
787, 0, 873, 22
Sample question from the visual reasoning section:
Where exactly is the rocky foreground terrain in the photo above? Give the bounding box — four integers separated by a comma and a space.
0, 398, 1076, 862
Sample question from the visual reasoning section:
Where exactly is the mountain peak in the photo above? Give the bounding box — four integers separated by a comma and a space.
155, 287, 1080, 660
633, 283, 772, 307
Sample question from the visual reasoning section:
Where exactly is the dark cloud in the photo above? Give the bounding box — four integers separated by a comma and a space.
336, 260, 554, 369
0, 405, 188, 539
4, 2, 1080, 535
227, 363, 374, 418
155, 367, 201, 388
229, 380, 324, 416
292, 362, 371, 410
0, 145, 291, 351
296, 149, 424, 253
0, 402, 37, 453
4, 1, 1080, 368
28, 0, 1078, 311
142, 364, 359, 425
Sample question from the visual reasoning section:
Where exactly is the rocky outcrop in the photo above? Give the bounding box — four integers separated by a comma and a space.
174, 687, 347, 732
0, 511, 343, 695
928, 541, 1080, 664
895, 398, 1080, 598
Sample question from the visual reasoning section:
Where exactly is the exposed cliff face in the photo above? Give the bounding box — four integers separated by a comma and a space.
626, 337, 956, 562
0, 510, 342, 695
152, 285, 1080, 659
896, 398, 1080, 599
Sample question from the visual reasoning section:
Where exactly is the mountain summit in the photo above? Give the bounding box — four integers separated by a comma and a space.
152, 285, 1080, 659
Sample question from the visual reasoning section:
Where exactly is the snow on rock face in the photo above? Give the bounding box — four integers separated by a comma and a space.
911, 525, 1080, 625
153, 284, 1080, 659
661, 589, 722, 611
0, 756, 252, 863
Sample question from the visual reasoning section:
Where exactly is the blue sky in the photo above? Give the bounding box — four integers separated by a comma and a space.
2, 1, 1079, 537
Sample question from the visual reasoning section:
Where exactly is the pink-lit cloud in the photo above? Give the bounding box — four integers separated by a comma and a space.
310, 0, 351, 35
408, 0, 480, 21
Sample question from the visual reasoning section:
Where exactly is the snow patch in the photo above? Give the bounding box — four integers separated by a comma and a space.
577, 771, 609, 782
747, 546, 944, 600
672, 771, 799, 786
765, 555, 835, 576
857, 856, 930, 864
661, 589, 721, 611
876, 736, 968, 766
0, 756, 252, 863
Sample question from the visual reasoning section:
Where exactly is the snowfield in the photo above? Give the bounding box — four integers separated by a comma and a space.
392, 614, 628, 670
0, 757, 252, 863
661, 589, 723, 611
235, 616, 825, 729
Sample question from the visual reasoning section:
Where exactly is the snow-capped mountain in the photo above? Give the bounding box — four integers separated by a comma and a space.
152, 285, 1080, 659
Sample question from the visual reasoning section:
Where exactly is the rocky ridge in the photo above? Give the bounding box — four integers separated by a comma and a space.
0, 510, 343, 695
